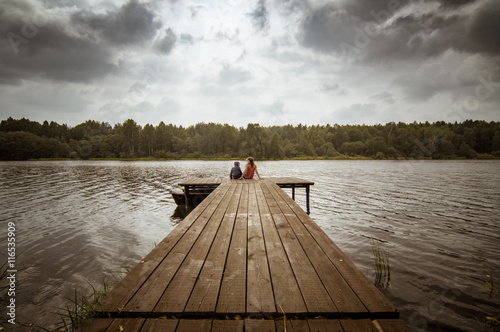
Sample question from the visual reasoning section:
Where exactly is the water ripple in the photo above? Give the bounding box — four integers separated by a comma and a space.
0, 160, 499, 331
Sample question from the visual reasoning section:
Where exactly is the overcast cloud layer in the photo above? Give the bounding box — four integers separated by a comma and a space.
1, 0, 499, 126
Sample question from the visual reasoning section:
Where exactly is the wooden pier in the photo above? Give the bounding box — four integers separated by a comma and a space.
78, 178, 409, 331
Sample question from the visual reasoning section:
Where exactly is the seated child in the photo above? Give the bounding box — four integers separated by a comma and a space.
229, 161, 242, 179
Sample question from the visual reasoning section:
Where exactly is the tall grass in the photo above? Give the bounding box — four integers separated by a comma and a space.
372, 241, 391, 288
1, 278, 114, 331
53, 279, 113, 332
485, 274, 500, 297
51, 253, 142, 331
484, 274, 500, 331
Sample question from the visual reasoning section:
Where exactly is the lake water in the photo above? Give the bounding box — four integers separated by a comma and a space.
0, 160, 499, 331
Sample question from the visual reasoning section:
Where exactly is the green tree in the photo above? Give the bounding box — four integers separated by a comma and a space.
341, 141, 365, 156
492, 131, 500, 152
120, 119, 140, 156
141, 124, 156, 156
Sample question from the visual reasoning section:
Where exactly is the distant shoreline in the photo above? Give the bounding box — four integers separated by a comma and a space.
21, 156, 500, 162
2, 118, 500, 161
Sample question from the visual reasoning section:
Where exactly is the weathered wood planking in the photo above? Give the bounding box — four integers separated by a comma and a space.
254, 182, 308, 315
83, 177, 409, 332
246, 183, 275, 317
263, 182, 368, 315
76, 318, 410, 331
184, 184, 243, 315
269, 181, 397, 315
261, 182, 338, 315
215, 183, 248, 315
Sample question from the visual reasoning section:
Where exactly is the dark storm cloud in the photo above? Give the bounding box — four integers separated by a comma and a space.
43, 0, 91, 9
0, 0, 167, 85
341, 0, 410, 21
438, 0, 477, 8
155, 28, 177, 53
297, 0, 500, 61
247, 0, 269, 31
297, 6, 364, 54
465, 0, 500, 55
71, 0, 162, 46
0, 0, 118, 85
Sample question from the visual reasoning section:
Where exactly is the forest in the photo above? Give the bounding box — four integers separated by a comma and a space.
0, 117, 499, 160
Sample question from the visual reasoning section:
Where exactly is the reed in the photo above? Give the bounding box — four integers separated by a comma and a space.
484, 274, 500, 330
485, 274, 500, 297
371, 241, 391, 288
52, 279, 113, 332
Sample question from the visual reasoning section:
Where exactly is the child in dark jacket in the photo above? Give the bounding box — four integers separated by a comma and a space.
229, 161, 242, 179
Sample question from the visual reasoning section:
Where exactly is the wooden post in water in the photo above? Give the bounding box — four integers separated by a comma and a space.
306, 185, 310, 215
184, 185, 190, 210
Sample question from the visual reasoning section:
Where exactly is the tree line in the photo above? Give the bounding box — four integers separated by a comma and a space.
0, 117, 499, 160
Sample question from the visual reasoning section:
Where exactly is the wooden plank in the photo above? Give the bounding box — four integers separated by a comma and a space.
211, 320, 244, 332
268, 182, 397, 316
98, 184, 229, 313
270, 178, 315, 186
178, 177, 197, 186
154, 184, 238, 314
266, 182, 367, 315
261, 182, 337, 315
291, 320, 311, 332
275, 320, 310, 332
176, 319, 212, 332
121, 184, 232, 314
340, 319, 377, 332
247, 183, 275, 317
254, 184, 307, 315
179, 178, 224, 186
105, 318, 145, 332
245, 319, 276, 332
140, 319, 178, 331
372, 319, 411, 332
75, 318, 114, 332
275, 320, 292, 332
184, 184, 243, 314
216, 183, 249, 315
306, 185, 310, 214
307, 319, 343, 332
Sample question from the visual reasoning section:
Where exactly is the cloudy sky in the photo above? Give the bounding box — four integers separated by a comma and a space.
1, 0, 499, 127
